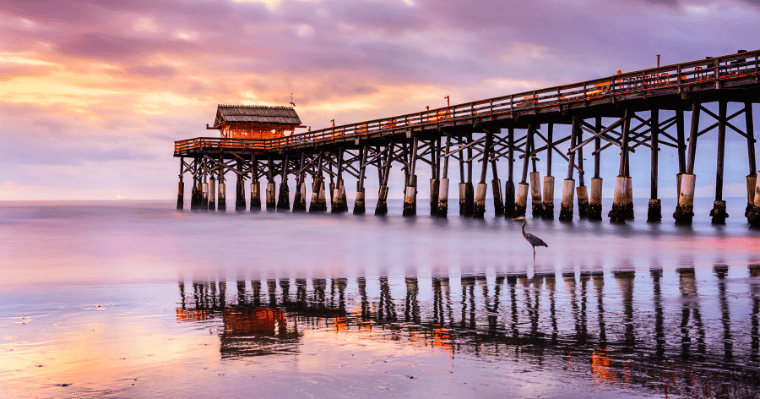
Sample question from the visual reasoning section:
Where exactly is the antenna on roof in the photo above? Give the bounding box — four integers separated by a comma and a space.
289, 93, 296, 107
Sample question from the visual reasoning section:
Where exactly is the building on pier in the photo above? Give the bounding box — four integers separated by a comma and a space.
209, 104, 302, 139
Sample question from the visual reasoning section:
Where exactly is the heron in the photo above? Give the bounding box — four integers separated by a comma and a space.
513, 216, 548, 258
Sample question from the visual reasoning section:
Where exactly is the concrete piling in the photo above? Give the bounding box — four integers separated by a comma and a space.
201, 182, 209, 210
310, 178, 327, 212
403, 175, 417, 216
625, 176, 634, 219
332, 182, 347, 213
589, 177, 602, 220
473, 182, 487, 218
250, 181, 261, 210
559, 179, 574, 221
429, 179, 439, 216
674, 173, 696, 224
208, 178, 216, 211
293, 181, 307, 212
542, 176, 555, 220
437, 178, 450, 216
647, 199, 661, 222
463, 182, 474, 216
747, 174, 758, 217
515, 182, 529, 217
176, 181, 184, 210
748, 175, 760, 226
375, 185, 389, 216
353, 188, 365, 215
530, 171, 542, 217
710, 101, 728, 224
608, 176, 630, 223
266, 181, 276, 210
458, 182, 467, 215
217, 182, 226, 211
492, 178, 504, 216
577, 185, 589, 218
276, 180, 290, 211
504, 180, 515, 217
235, 179, 246, 211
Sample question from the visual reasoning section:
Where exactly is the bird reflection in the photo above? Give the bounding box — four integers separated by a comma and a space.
174, 266, 760, 396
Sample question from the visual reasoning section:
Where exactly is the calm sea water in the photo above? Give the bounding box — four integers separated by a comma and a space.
1, 198, 760, 398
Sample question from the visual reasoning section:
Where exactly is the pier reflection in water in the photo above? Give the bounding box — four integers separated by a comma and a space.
178, 266, 760, 398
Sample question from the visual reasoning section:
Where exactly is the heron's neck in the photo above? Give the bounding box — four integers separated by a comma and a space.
522, 219, 527, 238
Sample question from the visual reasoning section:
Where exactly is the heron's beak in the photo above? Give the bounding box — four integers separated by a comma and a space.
512, 217, 524, 221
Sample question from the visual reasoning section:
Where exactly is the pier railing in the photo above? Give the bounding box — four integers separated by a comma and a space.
175, 50, 760, 156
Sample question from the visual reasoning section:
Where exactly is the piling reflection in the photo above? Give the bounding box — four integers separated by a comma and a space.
178, 266, 760, 397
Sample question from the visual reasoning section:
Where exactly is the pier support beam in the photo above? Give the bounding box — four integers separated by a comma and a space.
745, 102, 757, 219
648, 109, 662, 222
542, 123, 554, 220
576, 125, 589, 218
674, 103, 700, 224
560, 118, 579, 221
610, 110, 632, 223
177, 158, 184, 210
265, 157, 276, 210
277, 156, 290, 211
430, 137, 441, 216
250, 155, 261, 211
437, 136, 451, 217
504, 127, 515, 218
543, 176, 555, 220
474, 132, 493, 218
375, 142, 393, 216
589, 117, 603, 220
710, 101, 728, 224
403, 139, 419, 217
333, 148, 348, 213
492, 162, 504, 216
530, 171, 542, 217
462, 137, 475, 217
218, 181, 226, 211
251, 181, 261, 211
208, 177, 216, 211
354, 146, 367, 215
201, 166, 209, 210
749, 177, 760, 226
293, 154, 307, 212
515, 127, 532, 217
235, 160, 246, 211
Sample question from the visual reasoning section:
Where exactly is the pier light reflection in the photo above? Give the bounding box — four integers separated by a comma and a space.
176, 267, 760, 396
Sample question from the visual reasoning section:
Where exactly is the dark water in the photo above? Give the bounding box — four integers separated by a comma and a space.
1, 199, 760, 398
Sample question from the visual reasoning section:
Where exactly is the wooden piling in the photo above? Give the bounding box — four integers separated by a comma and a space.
746, 102, 757, 219
177, 158, 184, 210
333, 148, 348, 213
589, 117, 603, 220
576, 124, 590, 218
504, 127, 515, 217
235, 161, 246, 212
560, 119, 578, 221
609, 110, 632, 223
530, 171, 542, 217
437, 136, 451, 217
250, 181, 261, 210
354, 146, 367, 215
277, 156, 290, 211
177, 181, 184, 210
749, 177, 760, 226
218, 182, 226, 211
266, 157, 276, 210
474, 132, 492, 218
589, 177, 602, 220
648, 109, 662, 222
293, 154, 306, 212
674, 103, 700, 224
403, 138, 419, 216
542, 176, 555, 220
375, 185, 389, 216
208, 177, 216, 211
463, 136, 474, 216
491, 159, 504, 216
516, 126, 532, 217
430, 137, 441, 216
710, 101, 728, 224
375, 142, 393, 216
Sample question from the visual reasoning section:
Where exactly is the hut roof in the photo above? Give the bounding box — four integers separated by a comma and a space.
213, 105, 301, 127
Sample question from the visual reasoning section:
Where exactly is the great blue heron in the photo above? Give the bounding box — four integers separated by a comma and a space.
513, 217, 548, 258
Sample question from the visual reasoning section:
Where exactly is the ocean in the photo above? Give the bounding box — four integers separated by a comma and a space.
1, 198, 759, 398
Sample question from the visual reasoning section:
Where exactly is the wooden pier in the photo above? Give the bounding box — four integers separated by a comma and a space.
174, 50, 760, 226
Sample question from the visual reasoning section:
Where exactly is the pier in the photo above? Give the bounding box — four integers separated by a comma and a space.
174, 50, 760, 226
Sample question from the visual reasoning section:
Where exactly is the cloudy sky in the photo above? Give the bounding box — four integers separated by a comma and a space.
0, 0, 758, 200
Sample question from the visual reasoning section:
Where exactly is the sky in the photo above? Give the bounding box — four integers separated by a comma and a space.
0, 0, 759, 200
